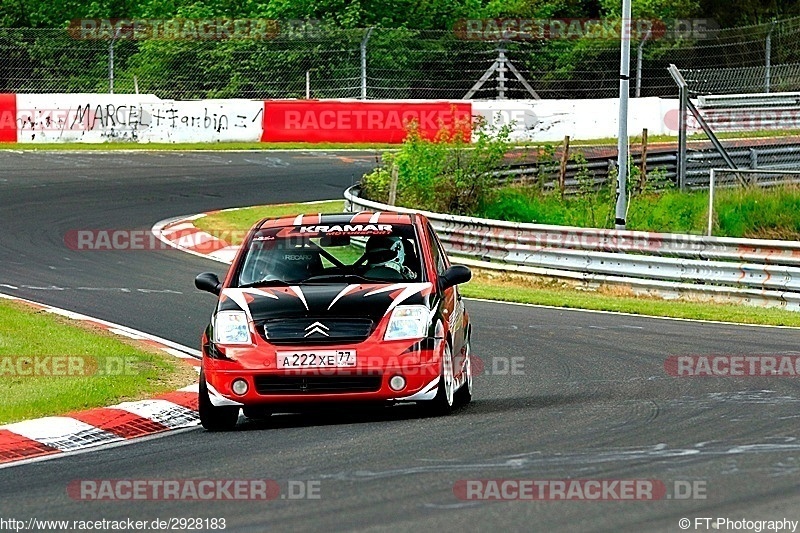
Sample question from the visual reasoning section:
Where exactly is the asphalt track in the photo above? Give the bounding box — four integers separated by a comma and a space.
1, 151, 800, 532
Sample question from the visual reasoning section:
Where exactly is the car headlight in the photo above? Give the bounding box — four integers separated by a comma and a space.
214, 311, 251, 345
384, 305, 429, 340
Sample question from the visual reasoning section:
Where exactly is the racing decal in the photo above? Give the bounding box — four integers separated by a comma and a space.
289, 286, 309, 310
221, 283, 431, 322
364, 282, 434, 315
327, 283, 361, 310
391, 376, 440, 401
296, 223, 393, 236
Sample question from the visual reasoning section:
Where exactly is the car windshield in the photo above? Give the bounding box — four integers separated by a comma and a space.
236, 222, 423, 286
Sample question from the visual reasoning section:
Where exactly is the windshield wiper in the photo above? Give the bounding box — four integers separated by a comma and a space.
301, 274, 372, 284
238, 279, 294, 289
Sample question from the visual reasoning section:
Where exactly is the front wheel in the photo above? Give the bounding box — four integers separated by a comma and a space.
199, 371, 239, 431
420, 343, 455, 416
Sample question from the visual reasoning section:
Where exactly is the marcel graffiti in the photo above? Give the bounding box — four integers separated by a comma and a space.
13, 103, 262, 134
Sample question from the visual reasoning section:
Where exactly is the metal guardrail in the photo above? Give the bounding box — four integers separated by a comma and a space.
345, 186, 800, 310
502, 142, 800, 191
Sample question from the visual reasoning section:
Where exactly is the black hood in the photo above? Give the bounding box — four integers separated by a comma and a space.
218, 282, 433, 323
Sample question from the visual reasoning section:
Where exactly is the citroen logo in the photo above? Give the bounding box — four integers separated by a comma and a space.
304, 321, 330, 337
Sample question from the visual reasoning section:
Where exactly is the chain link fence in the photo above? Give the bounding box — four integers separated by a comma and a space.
2, 18, 800, 100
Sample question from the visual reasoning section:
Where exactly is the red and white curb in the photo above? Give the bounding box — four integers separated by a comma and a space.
152, 200, 341, 264
153, 210, 243, 265
0, 292, 201, 468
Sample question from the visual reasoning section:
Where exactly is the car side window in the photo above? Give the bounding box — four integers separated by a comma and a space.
426, 224, 447, 276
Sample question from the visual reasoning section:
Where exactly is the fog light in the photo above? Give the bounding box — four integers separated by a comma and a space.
389, 375, 406, 391
231, 378, 249, 396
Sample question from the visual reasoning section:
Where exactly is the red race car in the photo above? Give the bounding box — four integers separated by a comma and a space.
195, 211, 473, 430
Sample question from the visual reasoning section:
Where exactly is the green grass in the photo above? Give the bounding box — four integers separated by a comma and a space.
481, 185, 800, 239
0, 300, 197, 424
0, 142, 395, 151
197, 201, 800, 327
462, 271, 800, 327
194, 200, 347, 245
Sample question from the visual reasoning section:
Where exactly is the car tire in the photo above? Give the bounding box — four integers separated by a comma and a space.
420, 342, 455, 416
454, 338, 472, 407
199, 371, 239, 431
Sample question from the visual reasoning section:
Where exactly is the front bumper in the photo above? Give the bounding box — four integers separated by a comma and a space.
202, 341, 442, 407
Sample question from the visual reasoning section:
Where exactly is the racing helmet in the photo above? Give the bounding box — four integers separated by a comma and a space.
365, 235, 406, 274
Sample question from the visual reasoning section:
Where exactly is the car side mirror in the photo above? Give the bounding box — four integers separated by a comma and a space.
195, 272, 222, 295
439, 265, 471, 291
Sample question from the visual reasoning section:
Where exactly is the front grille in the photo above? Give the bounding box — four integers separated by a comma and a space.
254, 375, 382, 394
260, 318, 373, 345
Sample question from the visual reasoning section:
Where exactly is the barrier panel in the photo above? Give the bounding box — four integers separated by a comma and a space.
260, 100, 472, 143
0, 94, 16, 142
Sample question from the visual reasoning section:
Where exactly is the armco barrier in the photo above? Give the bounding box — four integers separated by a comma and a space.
344, 186, 800, 309
260, 100, 472, 143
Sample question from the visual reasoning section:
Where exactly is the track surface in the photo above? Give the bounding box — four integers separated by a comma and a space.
1, 151, 799, 532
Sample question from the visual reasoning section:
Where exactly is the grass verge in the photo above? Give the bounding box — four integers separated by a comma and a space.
0, 299, 197, 424
2, 129, 799, 152
0, 142, 394, 151
195, 201, 800, 327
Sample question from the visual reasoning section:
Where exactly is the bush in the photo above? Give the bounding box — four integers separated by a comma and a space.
360, 117, 513, 216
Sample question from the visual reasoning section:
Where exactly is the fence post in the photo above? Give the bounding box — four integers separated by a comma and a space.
108, 27, 121, 94
639, 128, 648, 191
766, 20, 776, 93
361, 27, 374, 100
635, 29, 651, 98
559, 135, 570, 198
388, 163, 399, 206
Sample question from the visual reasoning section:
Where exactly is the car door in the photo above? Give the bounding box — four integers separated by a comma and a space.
426, 223, 467, 377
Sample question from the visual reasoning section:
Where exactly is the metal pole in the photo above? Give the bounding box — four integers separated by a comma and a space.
109, 38, 115, 94
766, 20, 776, 93
708, 168, 715, 236
306, 70, 311, 99
668, 64, 689, 191
109, 27, 121, 94
497, 48, 507, 100
361, 27, 374, 100
615, 0, 632, 230
636, 29, 651, 98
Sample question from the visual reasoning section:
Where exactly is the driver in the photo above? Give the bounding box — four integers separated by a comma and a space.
364, 235, 415, 280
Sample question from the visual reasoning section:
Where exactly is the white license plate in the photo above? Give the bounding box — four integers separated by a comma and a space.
276, 350, 356, 369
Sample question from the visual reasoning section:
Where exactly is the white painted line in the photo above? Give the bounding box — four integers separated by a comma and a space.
107, 327, 145, 339
2, 417, 122, 452
45, 308, 91, 320
162, 347, 197, 359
